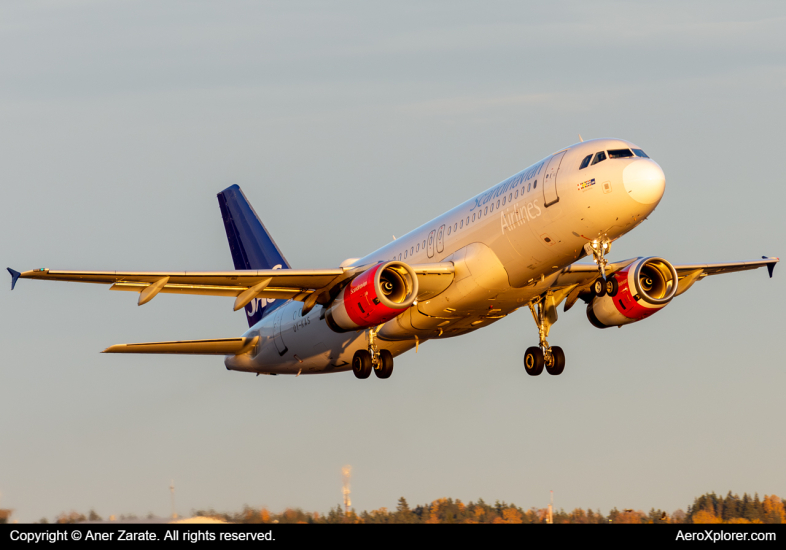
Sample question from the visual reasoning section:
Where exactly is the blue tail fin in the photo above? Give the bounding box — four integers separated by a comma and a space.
217, 185, 291, 327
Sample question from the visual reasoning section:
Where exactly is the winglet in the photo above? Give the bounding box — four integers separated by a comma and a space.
763, 256, 778, 278
7, 268, 21, 290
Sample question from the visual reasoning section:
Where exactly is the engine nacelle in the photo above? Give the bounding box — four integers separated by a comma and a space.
587, 257, 679, 329
325, 261, 419, 332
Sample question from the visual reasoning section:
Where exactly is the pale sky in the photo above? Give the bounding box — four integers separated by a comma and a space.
1, 1, 784, 522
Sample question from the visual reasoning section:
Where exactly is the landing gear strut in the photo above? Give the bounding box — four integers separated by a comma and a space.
525, 296, 565, 376
585, 238, 614, 297
353, 325, 394, 380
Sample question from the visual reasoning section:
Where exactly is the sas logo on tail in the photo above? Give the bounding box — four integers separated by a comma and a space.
247, 297, 277, 316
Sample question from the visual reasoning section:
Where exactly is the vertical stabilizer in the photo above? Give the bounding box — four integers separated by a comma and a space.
217, 185, 291, 327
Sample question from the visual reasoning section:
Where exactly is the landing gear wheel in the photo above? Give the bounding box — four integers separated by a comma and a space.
546, 346, 565, 375
524, 347, 544, 376
352, 350, 372, 379
592, 277, 607, 297
605, 277, 619, 297
374, 349, 394, 379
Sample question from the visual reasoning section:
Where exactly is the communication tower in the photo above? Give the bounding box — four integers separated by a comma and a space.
170, 480, 177, 519
547, 490, 553, 524
341, 466, 352, 516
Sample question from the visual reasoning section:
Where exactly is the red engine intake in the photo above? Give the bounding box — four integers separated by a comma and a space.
587, 257, 678, 329
325, 261, 419, 332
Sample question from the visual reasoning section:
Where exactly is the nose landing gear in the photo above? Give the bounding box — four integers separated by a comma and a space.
352, 325, 395, 380
585, 238, 614, 297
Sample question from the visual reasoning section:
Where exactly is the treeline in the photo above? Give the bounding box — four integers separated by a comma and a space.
38, 492, 786, 524
687, 492, 786, 524
197, 493, 785, 524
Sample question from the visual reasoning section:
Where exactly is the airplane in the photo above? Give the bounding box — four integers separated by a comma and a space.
7, 138, 779, 378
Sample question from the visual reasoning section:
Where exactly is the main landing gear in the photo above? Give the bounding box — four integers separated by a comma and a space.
525, 295, 565, 376
352, 325, 394, 380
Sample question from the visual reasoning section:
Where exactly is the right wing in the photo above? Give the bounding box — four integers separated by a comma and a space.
8, 263, 455, 309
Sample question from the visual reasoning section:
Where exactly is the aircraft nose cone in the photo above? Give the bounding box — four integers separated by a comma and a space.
622, 160, 665, 205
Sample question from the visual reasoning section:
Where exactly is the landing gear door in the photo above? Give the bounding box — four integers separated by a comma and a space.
542, 150, 566, 207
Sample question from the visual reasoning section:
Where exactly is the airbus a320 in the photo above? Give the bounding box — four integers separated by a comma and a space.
9, 138, 778, 378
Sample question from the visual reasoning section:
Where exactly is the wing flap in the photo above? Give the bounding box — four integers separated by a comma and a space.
108, 282, 305, 299
102, 336, 259, 355
411, 262, 455, 300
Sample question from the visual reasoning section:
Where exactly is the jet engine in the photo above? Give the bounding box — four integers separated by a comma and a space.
587, 257, 678, 329
325, 261, 419, 332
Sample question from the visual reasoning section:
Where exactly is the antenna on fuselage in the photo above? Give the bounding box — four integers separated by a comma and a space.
578, 134, 584, 142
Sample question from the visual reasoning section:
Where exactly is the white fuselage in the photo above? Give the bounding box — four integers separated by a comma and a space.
225, 138, 665, 375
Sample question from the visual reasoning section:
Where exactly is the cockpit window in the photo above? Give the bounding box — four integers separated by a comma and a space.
590, 151, 606, 166
608, 149, 634, 158
632, 148, 649, 158
579, 154, 592, 170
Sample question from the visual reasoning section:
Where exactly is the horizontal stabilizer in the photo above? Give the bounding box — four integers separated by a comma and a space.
102, 336, 259, 355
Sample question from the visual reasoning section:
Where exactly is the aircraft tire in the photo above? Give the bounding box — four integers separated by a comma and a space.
524, 347, 544, 376
352, 350, 372, 379
546, 346, 565, 375
593, 277, 606, 297
605, 277, 619, 297
375, 349, 394, 379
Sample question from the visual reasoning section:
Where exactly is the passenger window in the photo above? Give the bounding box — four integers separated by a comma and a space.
484, 207, 488, 215
447, 226, 451, 235
515, 190, 519, 198
454, 223, 457, 231
423, 240, 426, 249
490, 203, 494, 212
404, 250, 408, 258
411, 246, 414, 255
527, 183, 531, 192
608, 149, 634, 158
509, 193, 512, 201
579, 154, 592, 169
417, 243, 420, 252
460, 220, 463, 228
632, 148, 649, 158
472, 213, 475, 221
502, 196, 506, 205
591, 152, 606, 165
496, 200, 500, 208
466, 216, 469, 225
533, 180, 537, 189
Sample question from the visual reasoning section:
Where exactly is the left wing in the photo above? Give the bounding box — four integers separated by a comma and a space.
552, 256, 778, 311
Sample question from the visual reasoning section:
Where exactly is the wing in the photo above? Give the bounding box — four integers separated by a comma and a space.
7, 263, 455, 310
552, 256, 779, 312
